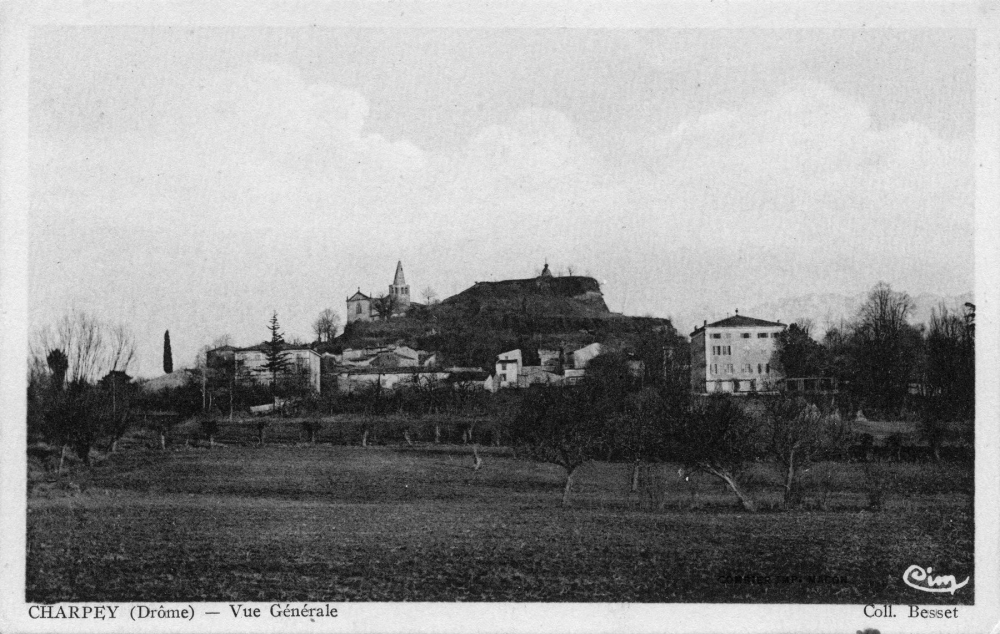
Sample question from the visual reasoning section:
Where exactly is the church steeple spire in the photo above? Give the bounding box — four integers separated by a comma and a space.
389, 260, 411, 310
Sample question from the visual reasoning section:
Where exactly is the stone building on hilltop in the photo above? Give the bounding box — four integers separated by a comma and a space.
346, 261, 412, 324
388, 260, 411, 311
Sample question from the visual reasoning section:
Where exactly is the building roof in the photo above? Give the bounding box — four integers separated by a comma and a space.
393, 261, 406, 286
708, 314, 784, 328
336, 367, 448, 376
691, 314, 785, 336
225, 343, 320, 355
348, 289, 371, 301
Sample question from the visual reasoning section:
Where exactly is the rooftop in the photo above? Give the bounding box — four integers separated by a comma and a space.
691, 314, 785, 336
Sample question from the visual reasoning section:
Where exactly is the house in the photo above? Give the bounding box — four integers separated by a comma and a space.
334, 367, 450, 394
208, 344, 322, 393
492, 349, 523, 390
568, 342, 602, 370
518, 366, 564, 388
443, 367, 490, 390
487, 343, 605, 390
689, 313, 785, 394
538, 348, 563, 372
335, 345, 430, 369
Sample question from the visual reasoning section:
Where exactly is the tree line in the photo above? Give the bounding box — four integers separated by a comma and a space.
509, 282, 975, 509
27, 283, 973, 498
772, 282, 974, 424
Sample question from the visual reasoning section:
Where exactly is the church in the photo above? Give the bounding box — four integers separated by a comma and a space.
346, 261, 412, 324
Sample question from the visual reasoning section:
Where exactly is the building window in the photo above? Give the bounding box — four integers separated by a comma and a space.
758, 333, 768, 338
757, 363, 762, 374
711, 364, 718, 375
741, 333, 750, 338
711, 333, 721, 339
725, 363, 734, 373
765, 363, 770, 374
771, 333, 779, 338
356, 303, 362, 314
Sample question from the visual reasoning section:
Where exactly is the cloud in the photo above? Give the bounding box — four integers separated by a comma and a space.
646, 81, 972, 252
29, 71, 973, 378
32, 62, 432, 233
196, 63, 427, 178
465, 108, 598, 188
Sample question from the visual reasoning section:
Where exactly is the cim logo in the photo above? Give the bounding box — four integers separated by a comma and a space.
902, 565, 969, 595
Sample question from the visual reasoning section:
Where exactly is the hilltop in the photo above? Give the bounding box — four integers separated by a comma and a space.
332, 272, 679, 369
442, 275, 611, 318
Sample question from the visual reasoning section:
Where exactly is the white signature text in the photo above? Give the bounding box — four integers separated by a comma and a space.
902, 565, 969, 594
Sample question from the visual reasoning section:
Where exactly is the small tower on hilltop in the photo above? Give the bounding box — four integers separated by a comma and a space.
539, 261, 552, 278
389, 260, 411, 310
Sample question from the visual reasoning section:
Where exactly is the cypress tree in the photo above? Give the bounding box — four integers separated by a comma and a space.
163, 330, 173, 374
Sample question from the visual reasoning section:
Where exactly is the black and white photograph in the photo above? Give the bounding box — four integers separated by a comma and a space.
1, 2, 998, 633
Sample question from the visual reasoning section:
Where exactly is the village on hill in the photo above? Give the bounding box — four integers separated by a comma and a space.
190, 260, 683, 401
137, 258, 969, 417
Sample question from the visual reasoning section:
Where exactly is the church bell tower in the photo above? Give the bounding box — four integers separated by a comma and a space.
389, 261, 411, 310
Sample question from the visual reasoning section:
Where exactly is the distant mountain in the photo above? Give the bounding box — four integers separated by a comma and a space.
671, 291, 973, 339
745, 291, 974, 336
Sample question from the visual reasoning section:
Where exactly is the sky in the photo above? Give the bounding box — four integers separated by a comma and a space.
28, 27, 975, 378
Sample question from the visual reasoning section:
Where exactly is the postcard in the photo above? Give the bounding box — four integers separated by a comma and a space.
1, 2, 997, 633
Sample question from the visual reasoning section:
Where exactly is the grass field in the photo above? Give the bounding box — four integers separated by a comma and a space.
26, 438, 974, 603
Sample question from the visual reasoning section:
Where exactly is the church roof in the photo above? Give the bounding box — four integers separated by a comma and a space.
347, 290, 371, 301
393, 261, 406, 286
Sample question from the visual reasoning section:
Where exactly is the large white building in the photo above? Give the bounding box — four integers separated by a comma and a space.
689, 314, 785, 394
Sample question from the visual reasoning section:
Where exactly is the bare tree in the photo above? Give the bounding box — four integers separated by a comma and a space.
312, 308, 340, 342
30, 311, 139, 465
32, 310, 136, 384
211, 334, 233, 348
511, 386, 605, 507
421, 286, 438, 305
108, 324, 136, 374
853, 282, 919, 414
668, 396, 765, 512
193, 344, 213, 370
765, 395, 849, 508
